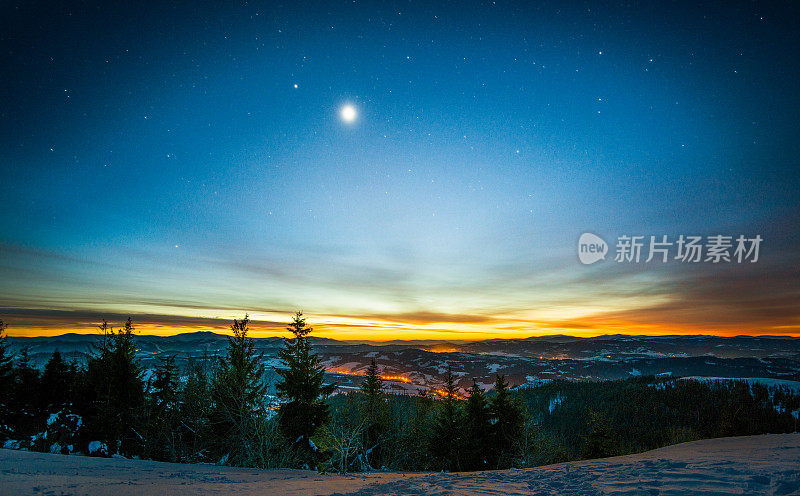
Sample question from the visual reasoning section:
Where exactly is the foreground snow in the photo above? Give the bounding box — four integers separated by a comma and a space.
1, 433, 799, 495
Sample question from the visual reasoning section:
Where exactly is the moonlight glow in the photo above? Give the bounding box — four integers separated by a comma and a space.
340, 104, 357, 123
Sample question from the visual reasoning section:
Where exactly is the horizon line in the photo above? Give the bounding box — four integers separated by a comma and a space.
6, 329, 800, 342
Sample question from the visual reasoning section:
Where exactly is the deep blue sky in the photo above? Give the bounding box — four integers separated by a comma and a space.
1, 1, 798, 338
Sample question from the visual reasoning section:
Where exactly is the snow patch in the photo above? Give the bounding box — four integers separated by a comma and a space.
3, 440, 21, 450
548, 394, 564, 413
88, 441, 108, 456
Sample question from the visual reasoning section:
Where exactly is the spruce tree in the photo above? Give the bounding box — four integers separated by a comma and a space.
428, 368, 462, 471
151, 354, 179, 409
581, 410, 615, 459
39, 350, 73, 416
10, 347, 41, 438
35, 351, 82, 454
209, 315, 269, 465
489, 374, 525, 469
462, 379, 491, 471
0, 320, 10, 378
144, 354, 180, 461
360, 357, 385, 469
0, 320, 13, 439
178, 358, 212, 463
82, 317, 145, 456
361, 358, 383, 410
275, 311, 335, 468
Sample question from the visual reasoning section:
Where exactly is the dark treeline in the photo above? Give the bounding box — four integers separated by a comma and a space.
517, 377, 800, 466
1, 317, 798, 473
0, 313, 337, 469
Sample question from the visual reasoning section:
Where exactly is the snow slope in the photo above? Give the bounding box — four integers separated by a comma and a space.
1, 433, 799, 495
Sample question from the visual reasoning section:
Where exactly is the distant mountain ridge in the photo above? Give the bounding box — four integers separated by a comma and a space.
7, 332, 800, 392
7, 330, 800, 351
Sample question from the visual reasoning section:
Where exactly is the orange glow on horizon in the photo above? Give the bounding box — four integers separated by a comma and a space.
4, 321, 800, 340
3, 313, 799, 340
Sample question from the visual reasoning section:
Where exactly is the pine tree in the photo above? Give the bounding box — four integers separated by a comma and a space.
178, 358, 213, 463
275, 311, 335, 468
144, 354, 180, 461
10, 347, 41, 438
0, 320, 10, 376
0, 320, 14, 438
151, 354, 179, 409
581, 410, 615, 459
35, 351, 82, 454
209, 315, 269, 466
82, 317, 145, 456
39, 350, 73, 416
361, 358, 383, 410
489, 374, 525, 469
462, 378, 491, 470
428, 368, 462, 471
360, 357, 385, 469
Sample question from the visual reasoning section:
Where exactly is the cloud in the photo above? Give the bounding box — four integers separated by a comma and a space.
338, 311, 497, 325
558, 253, 800, 334
0, 308, 286, 332
2, 216, 799, 337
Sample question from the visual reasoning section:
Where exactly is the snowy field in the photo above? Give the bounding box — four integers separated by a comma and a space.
1, 433, 799, 495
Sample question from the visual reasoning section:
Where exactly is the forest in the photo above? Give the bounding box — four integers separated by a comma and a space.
1, 315, 798, 473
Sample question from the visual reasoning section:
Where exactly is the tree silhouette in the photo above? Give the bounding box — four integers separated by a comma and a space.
581, 410, 616, 459
462, 378, 491, 470
275, 311, 335, 468
39, 350, 74, 416
82, 317, 145, 456
489, 374, 526, 468
361, 358, 383, 410
209, 315, 269, 465
428, 367, 463, 471
178, 358, 213, 463
0, 320, 13, 439
9, 348, 41, 438
144, 354, 181, 461
360, 357, 386, 469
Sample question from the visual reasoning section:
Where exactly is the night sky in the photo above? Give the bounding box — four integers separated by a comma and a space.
1, 1, 799, 339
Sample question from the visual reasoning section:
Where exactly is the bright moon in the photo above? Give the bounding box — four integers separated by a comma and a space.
340, 104, 357, 123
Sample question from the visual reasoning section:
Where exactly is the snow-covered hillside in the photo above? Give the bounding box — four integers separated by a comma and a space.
1, 433, 798, 495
